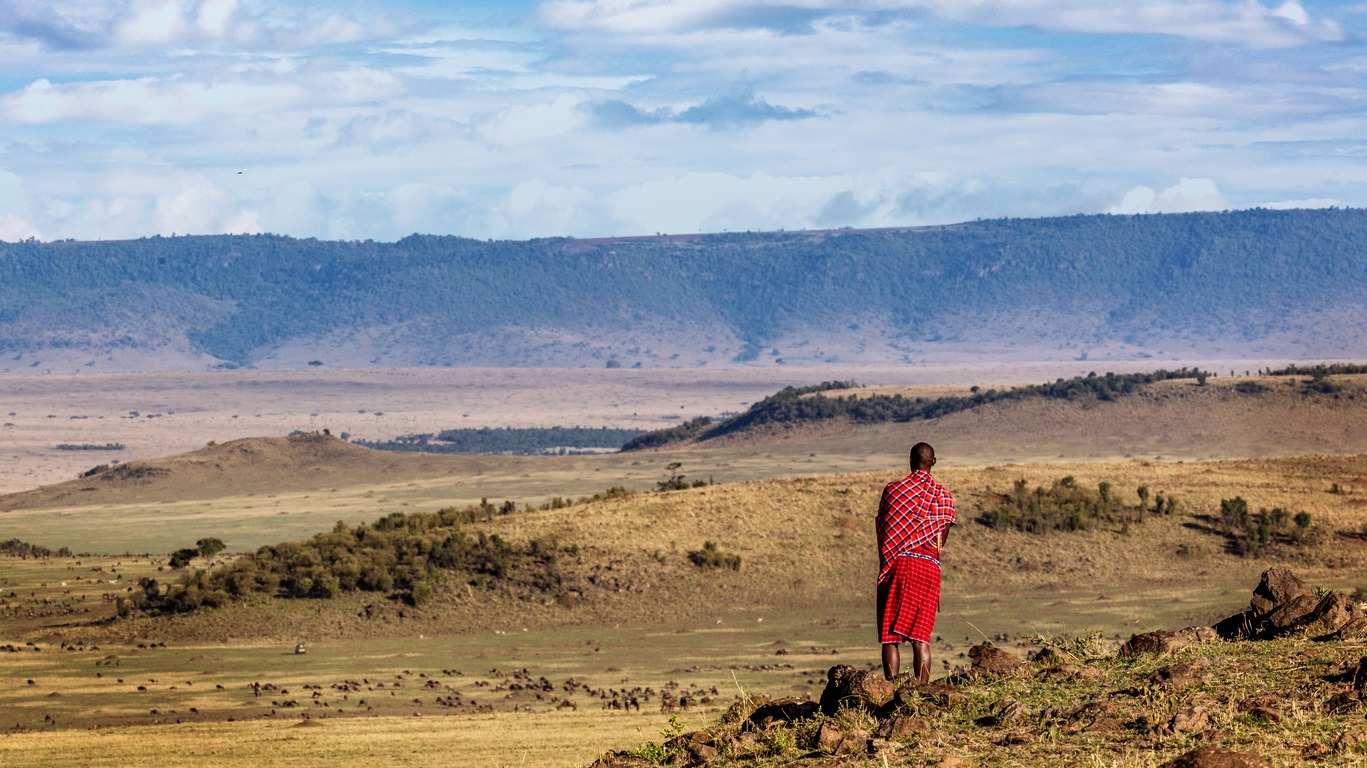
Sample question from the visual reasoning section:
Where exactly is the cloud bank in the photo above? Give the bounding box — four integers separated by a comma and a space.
0, 0, 1364, 241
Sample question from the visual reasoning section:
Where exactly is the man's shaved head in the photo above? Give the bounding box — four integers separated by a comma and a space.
910, 442, 935, 470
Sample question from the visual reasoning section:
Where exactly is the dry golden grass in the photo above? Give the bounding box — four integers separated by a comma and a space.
6, 372, 1367, 555
0, 711, 680, 768
3, 365, 1367, 767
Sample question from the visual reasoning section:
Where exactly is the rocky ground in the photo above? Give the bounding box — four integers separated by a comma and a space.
591, 569, 1367, 767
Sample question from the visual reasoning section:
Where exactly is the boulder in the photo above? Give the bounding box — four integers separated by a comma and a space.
746, 697, 818, 730
1120, 626, 1214, 656
1254, 568, 1309, 605
1149, 658, 1213, 687
819, 665, 894, 716
877, 715, 930, 740
1158, 747, 1271, 768
1214, 568, 1359, 640
1167, 705, 1210, 734
1260, 593, 1321, 634
967, 643, 1021, 676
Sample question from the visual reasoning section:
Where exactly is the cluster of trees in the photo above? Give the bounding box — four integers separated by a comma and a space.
355, 426, 643, 456
1268, 363, 1367, 376
977, 477, 1176, 534
54, 443, 125, 451
6, 209, 1367, 365
0, 538, 73, 558
136, 504, 567, 614
1217, 497, 1318, 557
626, 370, 1209, 449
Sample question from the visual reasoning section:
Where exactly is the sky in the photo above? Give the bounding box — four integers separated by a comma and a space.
0, 0, 1364, 242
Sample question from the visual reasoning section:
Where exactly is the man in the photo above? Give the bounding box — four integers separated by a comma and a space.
876, 442, 956, 682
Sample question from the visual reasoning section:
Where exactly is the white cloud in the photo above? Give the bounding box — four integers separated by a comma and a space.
540, 0, 1344, 46
478, 94, 589, 144
1109, 178, 1230, 214
153, 179, 259, 235
116, 0, 189, 45
0, 214, 42, 242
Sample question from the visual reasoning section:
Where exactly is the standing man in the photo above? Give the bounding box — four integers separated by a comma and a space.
876, 442, 956, 682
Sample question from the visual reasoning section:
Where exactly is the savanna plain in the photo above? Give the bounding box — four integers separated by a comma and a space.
3, 362, 1367, 767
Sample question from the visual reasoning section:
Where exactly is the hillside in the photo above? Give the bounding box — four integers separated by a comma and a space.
4, 209, 1367, 371
4, 372, 1367, 555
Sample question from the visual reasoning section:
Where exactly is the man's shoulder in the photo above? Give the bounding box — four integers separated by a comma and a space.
886, 471, 947, 493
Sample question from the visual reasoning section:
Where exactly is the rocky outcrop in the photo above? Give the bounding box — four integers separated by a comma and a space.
1215, 568, 1367, 640
966, 643, 1022, 676
1119, 627, 1216, 658
818, 665, 894, 716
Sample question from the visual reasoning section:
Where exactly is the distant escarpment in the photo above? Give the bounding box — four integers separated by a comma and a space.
4, 208, 1367, 371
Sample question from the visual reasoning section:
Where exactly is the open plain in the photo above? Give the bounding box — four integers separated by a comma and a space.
2, 361, 1367, 767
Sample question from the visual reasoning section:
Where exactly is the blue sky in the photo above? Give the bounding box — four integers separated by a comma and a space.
1, 0, 1364, 241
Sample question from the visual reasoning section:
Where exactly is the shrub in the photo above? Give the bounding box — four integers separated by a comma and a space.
688, 541, 741, 570
977, 478, 1163, 534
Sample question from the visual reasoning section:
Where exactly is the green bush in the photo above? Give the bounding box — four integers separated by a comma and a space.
977, 478, 1166, 534
687, 541, 741, 571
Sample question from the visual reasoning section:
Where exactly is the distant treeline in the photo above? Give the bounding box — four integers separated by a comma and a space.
354, 426, 644, 455
136, 501, 568, 614
0, 538, 73, 558
1267, 363, 1367, 376
623, 369, 1210, 450
55, 443, 125, 451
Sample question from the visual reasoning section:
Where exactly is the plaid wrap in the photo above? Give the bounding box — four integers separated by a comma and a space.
875, 470, 956, 585
877, 551, 940, 643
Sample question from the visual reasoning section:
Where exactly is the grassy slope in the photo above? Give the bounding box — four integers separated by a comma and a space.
3, 374, 1367, 554
3, 375, 1367, 766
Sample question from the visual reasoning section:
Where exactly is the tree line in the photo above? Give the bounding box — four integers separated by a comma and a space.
623, 369, 1210, 450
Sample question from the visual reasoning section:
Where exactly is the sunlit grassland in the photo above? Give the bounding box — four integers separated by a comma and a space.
3, 453, 1367, 766
0, 711, 681, 768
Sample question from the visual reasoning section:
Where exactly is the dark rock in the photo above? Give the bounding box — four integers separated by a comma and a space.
1158, 747, 1272, 768
1260, 593, 1321, 633
1254, 568, 1309, 605
836, 730, 868, 755
1301, 592, 1359, 634
975, 698, 1025, 727
997, 731, 1036, 745
1030, 647, 1066, 666
867, 737, 905, 755
1324, 616, 1367, 640
815, 721, 844, 752
746, 697, 818, 730
917, 681, 969, 710
877, 716, 930, 740
819, 665, 894, 716
1162, 705, 1210, 736
967, 643, 1021, 676
684, 742, 719, 765
1149, 658, 1213, 687
1120, 627, 1215, 657
1354, 657, 1367, 691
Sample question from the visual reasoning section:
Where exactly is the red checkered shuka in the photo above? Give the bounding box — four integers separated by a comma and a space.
878, 553, 940, 643
875, 470, 956, 585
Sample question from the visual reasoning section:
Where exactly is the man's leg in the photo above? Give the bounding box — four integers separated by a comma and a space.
881, 643, 900, 680
910, 641, 932, 683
